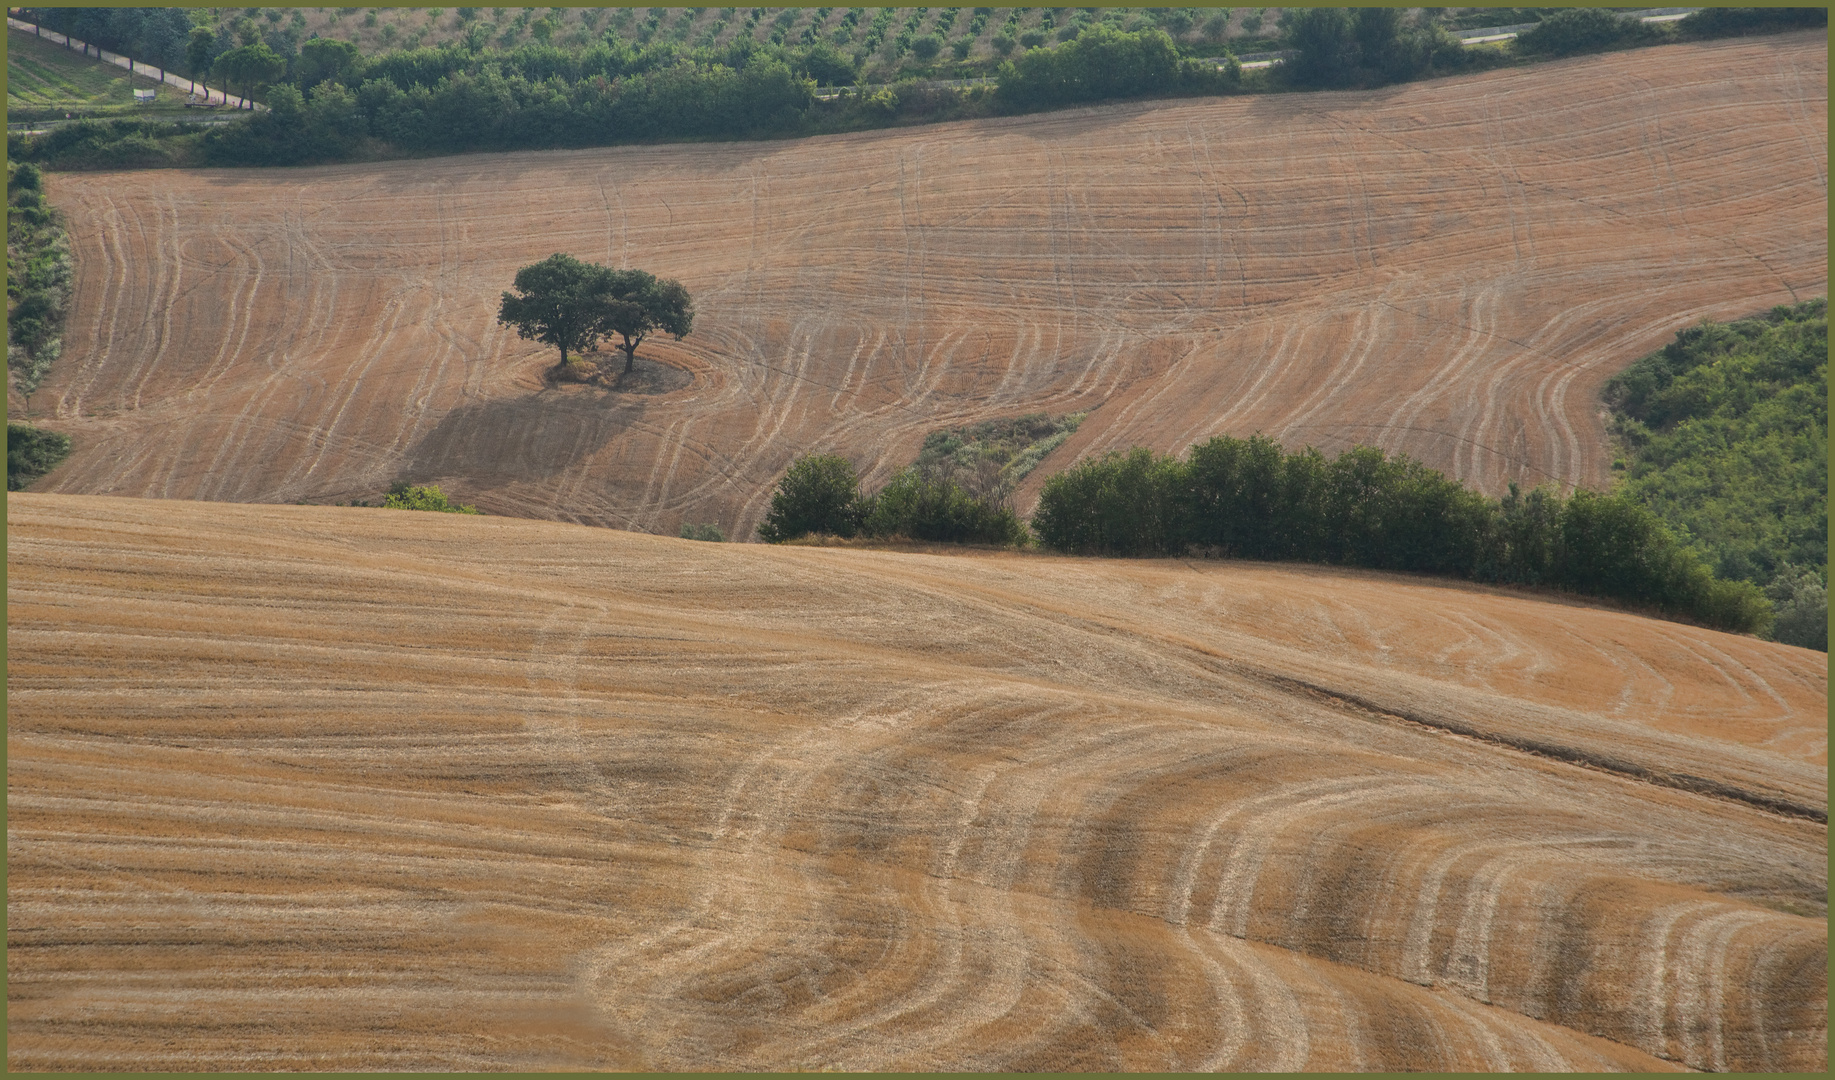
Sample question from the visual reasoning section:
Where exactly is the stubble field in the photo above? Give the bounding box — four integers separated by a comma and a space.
21, 32, 1827, 538
5, 493, 1827, 1071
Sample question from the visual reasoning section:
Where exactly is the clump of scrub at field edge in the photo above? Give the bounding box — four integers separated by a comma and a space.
8, 422, 71, 490
382, 481, 481, 515
914, 411, 1086, 505
1604, 298, 1827, 649
7, 161, 72, 411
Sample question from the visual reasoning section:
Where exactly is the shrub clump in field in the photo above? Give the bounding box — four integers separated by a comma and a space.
382, 481, 481, 514
7, 422, 71, 490
679, 522, 726, 542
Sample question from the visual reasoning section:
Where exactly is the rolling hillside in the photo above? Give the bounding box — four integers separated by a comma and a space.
5, 492, 1825, 1071
19, 32, 1827, 539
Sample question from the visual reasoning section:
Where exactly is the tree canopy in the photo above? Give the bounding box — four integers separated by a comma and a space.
497, 255, 693, 374
601, 269, 694, 374
497, 253, 617, 369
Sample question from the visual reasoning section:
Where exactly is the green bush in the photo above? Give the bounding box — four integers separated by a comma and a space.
995, 25, 1235, 113
382, 481, 480, 514
860, 468, 1027, 545
1604, 299, 1826, 633
7, 423, 71, 490
1031, 436, 1773, 635
1765, 566, 1828, 651
1679, 7, 1827, 40
1031, 446, 1184, 556
1514, 8, 1657, 58
679, 521, 726, 542
757, 453, 866, 541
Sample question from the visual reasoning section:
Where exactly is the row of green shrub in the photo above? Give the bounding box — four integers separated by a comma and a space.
1029, 436, 1770, 634
7, 162, 72, 404
759, 435, 1775, 636
15, 10, 1828, 172
756, 454, 1025, 547
1281, 7, 1827, 91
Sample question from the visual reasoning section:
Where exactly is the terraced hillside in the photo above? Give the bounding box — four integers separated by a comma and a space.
6, 493, 1826, 1071
19, 32, 1826, 537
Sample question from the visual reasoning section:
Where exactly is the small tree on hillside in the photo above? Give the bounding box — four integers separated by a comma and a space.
758, 454, 865, 541
497, 253, 617, 371
498, 257, 694, 375
211, 42, 286, 106
601, 269, 695, 374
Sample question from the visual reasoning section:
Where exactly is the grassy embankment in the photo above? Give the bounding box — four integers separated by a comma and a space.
6, 26, 198, 124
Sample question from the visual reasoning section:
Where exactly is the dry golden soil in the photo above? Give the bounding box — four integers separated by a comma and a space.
19, 33, 1827, 539
6, 493, 1826, 1071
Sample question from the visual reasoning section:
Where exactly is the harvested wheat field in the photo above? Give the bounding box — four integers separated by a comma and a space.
22, 32, 1827, 537
6, 492, 1826, 1071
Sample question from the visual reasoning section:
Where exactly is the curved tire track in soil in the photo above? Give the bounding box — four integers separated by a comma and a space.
6, 494, 1822, 1071
20, 34, 1826, 537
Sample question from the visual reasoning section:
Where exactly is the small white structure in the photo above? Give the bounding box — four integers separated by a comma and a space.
133, 88, 156, 103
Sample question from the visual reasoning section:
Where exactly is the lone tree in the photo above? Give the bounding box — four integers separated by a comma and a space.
601, 268, 695, 374
497, 253, 616, 371
497, 256, 694, 375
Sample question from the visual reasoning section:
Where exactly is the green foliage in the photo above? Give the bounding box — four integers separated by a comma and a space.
8, 161, 73, 399
1032, 446, 1185, 556
1513, 8, 1659, 58
679, 521, 727, 542
7, 423, 71, 490
17, 7, 195, 72
211, 42, 287, 102
860, 468, 1028, 545
1604, 299, 1826, 647
1679, 7, 1828, 39
600, 268, 695, 374
1765, 566, 1827, 651
996, 25, 1236, 112
498, 253, 617, 368
1032, 436, 1772, 635
1283, 6, 1469, 89
758, 453, 867, 541
382, 481, 480, 514
914, 411, 1085, 501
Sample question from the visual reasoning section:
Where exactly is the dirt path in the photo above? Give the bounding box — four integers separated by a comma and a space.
7, 493, 1824, 1071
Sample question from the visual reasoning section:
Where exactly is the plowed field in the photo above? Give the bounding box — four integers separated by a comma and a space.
23, 33, 1827, 538
6, 493, 1826, 1071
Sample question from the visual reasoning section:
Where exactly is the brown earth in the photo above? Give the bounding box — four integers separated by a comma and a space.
19, 33, 1827, 539
6, 492, 1826, 1071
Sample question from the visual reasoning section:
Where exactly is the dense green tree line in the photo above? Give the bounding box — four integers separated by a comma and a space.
7, 162, 71, 408
12, 10, 1828, 172
17, 7, 194, 73
1605, 300, 1826, 648
1028, 436, 1771, 634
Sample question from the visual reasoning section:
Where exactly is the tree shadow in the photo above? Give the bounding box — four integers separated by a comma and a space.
401, 385, 645, 487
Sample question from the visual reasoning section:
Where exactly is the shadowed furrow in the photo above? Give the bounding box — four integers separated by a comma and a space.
6, 494, 1823, 1071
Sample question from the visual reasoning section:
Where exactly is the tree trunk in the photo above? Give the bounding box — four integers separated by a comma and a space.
623, 340, 637, 374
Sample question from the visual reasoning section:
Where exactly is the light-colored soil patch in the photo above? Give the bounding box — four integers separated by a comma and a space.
7, 493, 1824, 1071
19, 33, 1827, 540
